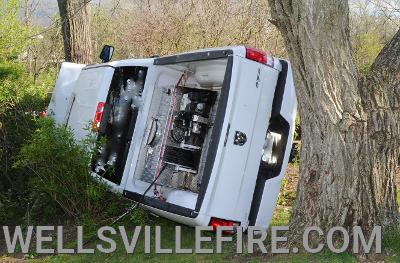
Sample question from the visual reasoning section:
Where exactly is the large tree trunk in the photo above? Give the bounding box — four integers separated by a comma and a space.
57, 0, 92, 64
268, 0, 399, 238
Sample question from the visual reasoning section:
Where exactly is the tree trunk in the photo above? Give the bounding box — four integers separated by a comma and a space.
268, 0, 399, 239
57, 0, 92, 64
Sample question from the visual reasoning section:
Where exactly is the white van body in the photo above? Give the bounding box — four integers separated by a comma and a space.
47, 46, 297, 231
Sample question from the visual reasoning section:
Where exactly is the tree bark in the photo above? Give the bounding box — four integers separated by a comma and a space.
268, 0, 399, 239
57, 0, 92, 64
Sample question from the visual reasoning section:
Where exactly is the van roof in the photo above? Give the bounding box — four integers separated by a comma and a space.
85, 46, 247, 69
84, 46, 284, 71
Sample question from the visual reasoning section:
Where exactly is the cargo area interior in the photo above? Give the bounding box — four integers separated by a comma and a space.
132, 58, 229, 210
91, 57, 229, 210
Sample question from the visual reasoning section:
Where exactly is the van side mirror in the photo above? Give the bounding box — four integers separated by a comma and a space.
100, 45, 114, 63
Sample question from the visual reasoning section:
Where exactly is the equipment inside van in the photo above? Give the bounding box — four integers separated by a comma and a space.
47, 46, 297, 231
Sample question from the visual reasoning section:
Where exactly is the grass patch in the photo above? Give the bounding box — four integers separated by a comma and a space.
34, 217, 230, 263
20, 176, 400, 262
272, 205, 291, 226
32, 209, 359, 263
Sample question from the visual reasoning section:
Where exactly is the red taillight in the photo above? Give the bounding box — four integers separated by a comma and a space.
93, 102, 105, 131
245, 47, 274, 67
209, 217, 239, 233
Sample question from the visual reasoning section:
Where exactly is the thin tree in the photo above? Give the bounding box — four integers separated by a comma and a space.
57, 0, 92, 64
268, 0, 400, 238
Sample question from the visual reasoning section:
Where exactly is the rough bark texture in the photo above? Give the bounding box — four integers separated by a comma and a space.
57, 0, 92, 64
268, 0, 399, 237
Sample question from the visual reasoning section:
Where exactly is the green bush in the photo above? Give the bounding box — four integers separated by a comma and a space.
0, 65, 54, 225
12, 118, 130, 224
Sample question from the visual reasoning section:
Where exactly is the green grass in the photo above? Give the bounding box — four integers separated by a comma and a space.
382, 226, 400, 263
272, 206, 291, 226
33, 217, 231, 263
29, 211, 351, 262
20, 192, 400, 262
32, 214, 358, 263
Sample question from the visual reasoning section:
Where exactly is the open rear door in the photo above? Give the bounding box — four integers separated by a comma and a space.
66, 66, 115, 141
47, 62, 85, 124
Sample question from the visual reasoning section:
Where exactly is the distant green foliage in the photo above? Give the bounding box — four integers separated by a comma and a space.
354, 33, 384, 74
0, 0, 29, 62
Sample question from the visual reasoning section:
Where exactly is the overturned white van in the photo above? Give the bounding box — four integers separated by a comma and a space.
47, 46, 297, 231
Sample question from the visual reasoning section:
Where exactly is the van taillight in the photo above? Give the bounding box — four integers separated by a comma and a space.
93, 102, 105, 131
209, 217, 239, 233
245, 47, 274, 67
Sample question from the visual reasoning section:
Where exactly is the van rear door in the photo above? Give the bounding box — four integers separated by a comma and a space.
204, 56, 280, 223
66, 66, 115, 141
47, 62, 85, 124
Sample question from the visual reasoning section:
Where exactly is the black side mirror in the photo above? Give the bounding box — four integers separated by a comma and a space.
100, 45, 114, 63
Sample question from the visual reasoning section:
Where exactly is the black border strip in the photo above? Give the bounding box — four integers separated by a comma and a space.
195, 55, 233, 212
154, 50, 233, 65
271, 60, 288, 118
247, 171, 270, 226
123, 190, 196, 218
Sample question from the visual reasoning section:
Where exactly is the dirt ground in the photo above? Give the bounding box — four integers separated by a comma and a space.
0, 257, 25, 262
283, 163, 299, 194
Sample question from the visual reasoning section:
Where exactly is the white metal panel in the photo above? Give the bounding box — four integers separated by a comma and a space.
206, 58, 274, 221
235, 67, 279, 227
67, 66, 115, 141
47, 62, 85, 124
193, 55, 244, 219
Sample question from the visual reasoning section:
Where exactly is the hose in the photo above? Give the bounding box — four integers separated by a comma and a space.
111, 163, 167, 225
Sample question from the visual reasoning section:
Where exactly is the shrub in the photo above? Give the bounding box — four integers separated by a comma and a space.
13, 118, 130, 224
0, 64, 52, 225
